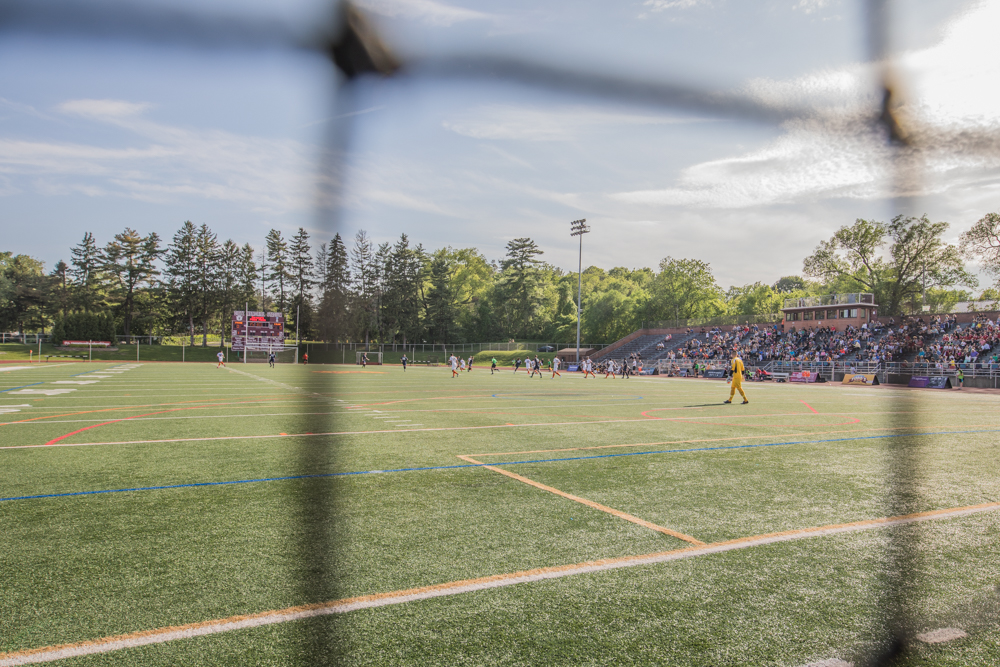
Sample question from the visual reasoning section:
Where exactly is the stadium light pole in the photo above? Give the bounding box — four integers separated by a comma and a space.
570, 219, 589, 364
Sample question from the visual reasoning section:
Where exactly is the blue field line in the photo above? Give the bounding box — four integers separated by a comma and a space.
0, 382, 44, 393
3, 428, 998, 503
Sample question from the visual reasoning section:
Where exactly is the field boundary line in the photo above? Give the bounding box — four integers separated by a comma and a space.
457, 455, 706, 545
3, 501, 998, 666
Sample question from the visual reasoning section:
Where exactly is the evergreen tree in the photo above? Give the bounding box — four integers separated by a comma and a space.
216, 240, 241, 347
350, 230, 378, 346
69, 232, 106, 312
265, 229, 290, 312
316, 233, 350, 342
425, 255, 456, 345
498, 237, 544, 338
238, 243, 259, 310
195, 224, 219, 346
102, 228, 162, 342
164, 221, 199, 344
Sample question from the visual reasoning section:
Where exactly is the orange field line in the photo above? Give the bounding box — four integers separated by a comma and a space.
457, 454, 706, 546
2, 501, 998, 666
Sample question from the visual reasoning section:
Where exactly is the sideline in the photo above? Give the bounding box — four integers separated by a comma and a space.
2, 501, 997, 666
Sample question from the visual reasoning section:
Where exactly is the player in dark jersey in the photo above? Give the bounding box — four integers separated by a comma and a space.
400, 354, 408, 371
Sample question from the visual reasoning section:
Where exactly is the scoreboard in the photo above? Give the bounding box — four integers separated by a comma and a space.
231, 311, 285, 351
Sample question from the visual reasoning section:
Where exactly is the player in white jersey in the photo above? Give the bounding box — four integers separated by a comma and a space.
460, 358, 467, 372
605, 360, 617, 379
551, 356, 561, 378
217, 350, 225, 368
583, 357, 595, 378
450, 354, 459, 377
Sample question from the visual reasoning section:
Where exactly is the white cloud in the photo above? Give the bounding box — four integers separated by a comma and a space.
57, 99, 152, 118
793, 0, 833, 14
443, 104, 709, 141
643, 0, 707, 11
0, 99, 318, 213
355, 0, 494, 26
612, 0, 1000, 209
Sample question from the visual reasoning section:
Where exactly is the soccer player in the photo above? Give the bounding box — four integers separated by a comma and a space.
268, 351, 275, 368
400, 354, 408, 371
514, 358, 521, 373
468, 355, 474, 372
584, 357, 596, 378
361, 352, 368, 368
551, 356, 561, 378
460, 357, 467, 372
303, 352, 308, 365
216, 350, 225, 368
724, 349, 749, 404
450, 354, 459, 378
491, 357, 498, 374
532, 355, 543, 378
605, 360, 616, 379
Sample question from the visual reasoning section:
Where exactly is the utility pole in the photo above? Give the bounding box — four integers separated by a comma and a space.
570, 219, 590, 364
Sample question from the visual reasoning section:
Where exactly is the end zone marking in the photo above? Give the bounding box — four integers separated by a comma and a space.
457, 455, 706, 546
3, 502, 997, 665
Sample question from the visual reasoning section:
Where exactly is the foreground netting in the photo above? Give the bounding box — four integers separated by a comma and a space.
1, 1, 996, 665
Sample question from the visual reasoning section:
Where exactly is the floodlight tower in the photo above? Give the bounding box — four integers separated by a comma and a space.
570, 219, 590, 364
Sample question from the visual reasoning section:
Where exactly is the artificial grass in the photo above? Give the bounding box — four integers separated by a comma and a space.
1, 364, 998, 664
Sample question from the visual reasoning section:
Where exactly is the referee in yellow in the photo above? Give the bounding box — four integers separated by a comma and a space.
724, 347, 749, 404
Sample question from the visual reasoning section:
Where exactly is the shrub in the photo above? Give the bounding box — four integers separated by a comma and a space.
51, 312, 116, 346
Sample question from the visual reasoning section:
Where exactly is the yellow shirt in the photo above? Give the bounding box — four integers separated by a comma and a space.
731, 357, 744, 376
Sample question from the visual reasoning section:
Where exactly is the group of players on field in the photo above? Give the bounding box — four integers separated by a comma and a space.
439, 349, 750, 404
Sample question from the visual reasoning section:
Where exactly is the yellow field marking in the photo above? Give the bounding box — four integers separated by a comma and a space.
3, 501, 998, 666
457, 454, 706, 546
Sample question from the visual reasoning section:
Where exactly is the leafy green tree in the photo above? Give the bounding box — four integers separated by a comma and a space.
960, 212, 1000, 286
772, 276, 806, 293
102, 228, 162, 342
804, 215, 975, 316
725, 282, 782, 320
645, 257, 724, 324
0, 253, 50, 335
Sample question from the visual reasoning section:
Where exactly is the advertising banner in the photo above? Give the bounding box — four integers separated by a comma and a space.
567, 365, 579, 372
705, 369, 727, 379
789, 371, 818, 383
842, 373, 880, 385
909, 376, 952, 388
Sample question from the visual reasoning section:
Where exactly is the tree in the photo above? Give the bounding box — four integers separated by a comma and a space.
804, 215, 975, 316
48, 260, 71, 320
772, 276, 806, 293
164, 221, 199, 344
380, 234, 426, 345
425, 255, 457, 344
265, 229, 290, 312
288, 228, 315, 340
645, 257, 724, 324
215, 240, 241, 347
102, 228, 162, 342
194, 224, 219, 346
960, 212, 1000, 285
498, 237, 545, 337
69, 232, 107, 312
725, 282, 782, 320
238, 243, 259, 311
316, 233, 350, 342
350, 230, 378, 346
0, 254, 50, 335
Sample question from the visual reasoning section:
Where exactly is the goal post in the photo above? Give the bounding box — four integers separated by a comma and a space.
356, 351, 383, 365
243, 347, 298, 364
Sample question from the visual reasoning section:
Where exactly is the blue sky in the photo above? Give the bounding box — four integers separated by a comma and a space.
2, 0, 998, 288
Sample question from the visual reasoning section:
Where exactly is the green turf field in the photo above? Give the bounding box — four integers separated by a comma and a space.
1, 361, 998, 666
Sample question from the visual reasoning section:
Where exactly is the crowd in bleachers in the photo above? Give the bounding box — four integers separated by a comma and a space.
908, 313, 1000, 366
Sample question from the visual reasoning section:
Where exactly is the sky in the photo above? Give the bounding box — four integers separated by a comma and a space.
1, 0, 999, 289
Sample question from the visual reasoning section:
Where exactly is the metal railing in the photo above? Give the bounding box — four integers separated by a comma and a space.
783, 294, 875, 309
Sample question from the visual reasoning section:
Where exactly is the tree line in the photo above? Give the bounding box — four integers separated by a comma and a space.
2, 212, 998, 346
